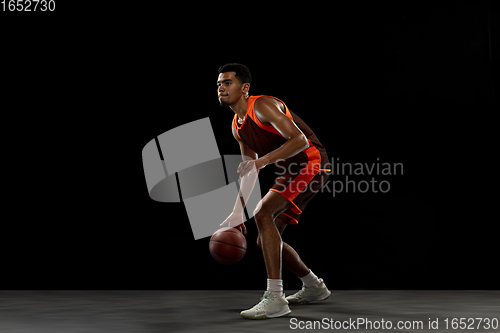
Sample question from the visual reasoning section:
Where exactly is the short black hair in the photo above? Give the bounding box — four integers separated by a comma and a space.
218, 63, 252, 84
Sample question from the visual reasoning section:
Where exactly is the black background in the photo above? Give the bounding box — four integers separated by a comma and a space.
1, 1, 497, 290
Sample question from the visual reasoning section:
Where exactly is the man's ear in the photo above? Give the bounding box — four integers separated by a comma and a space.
242, 83, 250, 95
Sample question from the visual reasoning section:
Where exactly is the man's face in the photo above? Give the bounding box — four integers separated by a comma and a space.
217, 72, 246, 107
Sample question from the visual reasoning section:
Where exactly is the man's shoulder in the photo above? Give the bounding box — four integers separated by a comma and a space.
254, 96, 286, 121
254, 95, 279, 106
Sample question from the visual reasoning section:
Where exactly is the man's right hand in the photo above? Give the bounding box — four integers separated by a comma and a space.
220, 212, 247, 234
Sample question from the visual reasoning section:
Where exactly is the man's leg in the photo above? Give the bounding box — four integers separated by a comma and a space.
240, 191, 292, 320
257, 214, 310, 278
272, 212, 331, 304
253, 191, 292, 280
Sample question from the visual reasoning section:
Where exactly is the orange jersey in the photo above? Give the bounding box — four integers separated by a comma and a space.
233, 95, 326, 160
233, 95, 330, 224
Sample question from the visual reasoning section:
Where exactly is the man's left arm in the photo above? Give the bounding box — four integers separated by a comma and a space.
238, 97, 309, 177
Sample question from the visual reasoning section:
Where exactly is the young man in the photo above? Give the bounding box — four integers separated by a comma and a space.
218, 63, 331, 320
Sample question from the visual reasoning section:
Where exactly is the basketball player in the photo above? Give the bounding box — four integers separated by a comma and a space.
218, 63, 331, 319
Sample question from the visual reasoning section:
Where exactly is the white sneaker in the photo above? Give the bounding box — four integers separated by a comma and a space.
240, 291, 291, 320
286, 278, 331, 304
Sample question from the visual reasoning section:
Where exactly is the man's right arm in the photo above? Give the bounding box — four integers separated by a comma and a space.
220, 125, 259, 234
231, 124, 259, 214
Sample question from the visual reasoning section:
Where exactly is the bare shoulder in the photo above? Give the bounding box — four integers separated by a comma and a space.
255, 96, 283, 111
254, 97, 285, 123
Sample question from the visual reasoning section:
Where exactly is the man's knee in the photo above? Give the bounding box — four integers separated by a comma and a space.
254, 202, 280, 224
252, 200, 264, 220
253, 208, 265, 222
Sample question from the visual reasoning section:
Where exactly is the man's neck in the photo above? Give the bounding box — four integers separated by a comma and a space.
230, 95, 250, 120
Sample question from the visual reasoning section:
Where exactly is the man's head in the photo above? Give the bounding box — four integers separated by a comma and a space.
217, 63, 251, 107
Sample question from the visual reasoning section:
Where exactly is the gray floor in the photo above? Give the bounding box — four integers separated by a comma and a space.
0, 290, 499, 332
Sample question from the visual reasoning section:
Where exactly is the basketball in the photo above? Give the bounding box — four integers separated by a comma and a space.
209, 227, 247, 265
